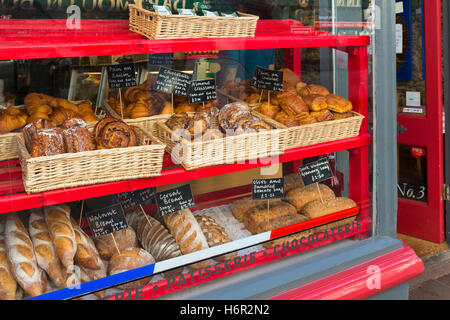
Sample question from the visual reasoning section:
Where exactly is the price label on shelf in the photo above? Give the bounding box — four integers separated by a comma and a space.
148, 53, 173, 66
85, 203, 128, 238
106, 63, 137, 89
154, 67, 193, 96
116, 187, 157, 210
155, 184, 195, 217
252, 178, 284, 200
188, 79, 217, 104
298, 158, 333, 186
252, 66, 284, 92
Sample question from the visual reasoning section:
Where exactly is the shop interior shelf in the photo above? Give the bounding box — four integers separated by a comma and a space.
0, 134, 371, 215
0, 19, 370, 60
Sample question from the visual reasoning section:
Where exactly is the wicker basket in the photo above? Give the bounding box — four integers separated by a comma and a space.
253, 108, 364, 149
0, 102, 106, 162
129, 3, 259, 40
155, 112, 287, 171
17, 124, 165, 194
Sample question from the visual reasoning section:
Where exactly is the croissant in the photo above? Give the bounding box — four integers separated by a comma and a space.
76, 102, 94, 114
0, 108, 28, 133
259, 102, 280, 119
160, 101, 174, 114
24, 93, 52, 107
130, 101, 151, 119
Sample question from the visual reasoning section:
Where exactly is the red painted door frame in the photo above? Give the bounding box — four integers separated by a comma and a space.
397, 0, 445, 243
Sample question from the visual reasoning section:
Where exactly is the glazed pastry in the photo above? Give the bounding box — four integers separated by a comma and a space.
302, 94, 328, 112
279, 94, 309, 119
195, 215, 237, 262
332, 111, 354, 120
22, 118, 55, 152
163, 209, 211, 270
326, 94, 353, 113
259, 102, 280, 119
28, 127, 66, 158
298, 115, 317, 126
61, 118, 95, 153
165, 113, 191, 132
295, 82, 308, 95
93, 117, 118, 142
279, 68, 300, 88
24, 93, 52, 107
311, 109, 334, 122
4, 213, 48, 297
0, 107, 28, 133
298, 84, 330, 98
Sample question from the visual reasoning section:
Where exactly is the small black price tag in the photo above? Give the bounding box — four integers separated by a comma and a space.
252, 178, 285, 200
148, 53, 173, 66
107, 63, 137, 89
85, 203, 128, 238
188, 79, 217, 104
298, 158, 333, 186
154, 67, 193, 96
116, 187, 156, 210
253, 66, 284, 92
155, 184, 195, 217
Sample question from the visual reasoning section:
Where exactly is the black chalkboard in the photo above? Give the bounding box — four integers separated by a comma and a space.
188, 79, 217, 104
85, 203, 128, 238
116, 187, 156, 210
107, 63, 137, 89
252, 178, 285, 200
298, 158, 333, 186
155, 184, 195, 217
253, 66, 284, 92
154, 67, 192, 96
148, 53, 173, 66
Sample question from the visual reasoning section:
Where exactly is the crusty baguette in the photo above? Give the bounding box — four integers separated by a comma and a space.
163, 209, 210, 270
70, 218, 104, 270
0, 219, 18, 300
28, 210, 66, 288
4, 213, 47, 297
44, 205, 77, 269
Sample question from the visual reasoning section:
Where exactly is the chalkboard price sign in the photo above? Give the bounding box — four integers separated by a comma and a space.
188, 79, 217, 104
253, 66, 284, 92
116, 187, 156, 210
298, 158, 333, 186
154, 67, 192, 96
86, 203, 128, 238
252, 178, 284, 200
155, 184, 195, 217
148, 53, 173, 66
107, 63, 137, 89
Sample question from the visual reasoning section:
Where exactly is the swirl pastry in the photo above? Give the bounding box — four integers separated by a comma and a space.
96, 120, 137, 149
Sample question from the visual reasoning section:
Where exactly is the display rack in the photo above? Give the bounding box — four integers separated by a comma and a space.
0, 18, 371, 299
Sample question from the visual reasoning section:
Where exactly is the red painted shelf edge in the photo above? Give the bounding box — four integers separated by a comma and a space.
267, 241, 424, 300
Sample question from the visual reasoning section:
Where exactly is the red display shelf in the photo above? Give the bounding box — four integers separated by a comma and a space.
0, 19, 370, 60
0, 134, 370, 215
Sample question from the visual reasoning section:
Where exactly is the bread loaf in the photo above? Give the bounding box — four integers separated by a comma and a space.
135, 214, 183, 278
70, 218, 104, 270
0, 219, 18, 300
4, 213, 47, 297
195, 215, 237, 262
163, 209, 210, 270
95, 227, 138, 261
28, 210, 66, 288
244, 201, 298, 234
79, 266, 106, 299
284, 173, 304, 193
108, 247, 155, 290
285, 184, 335, 212
231, 197, 282, 222
251, 213, 309, 235
301, 197, 357, 219
44, 205, 77, 269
